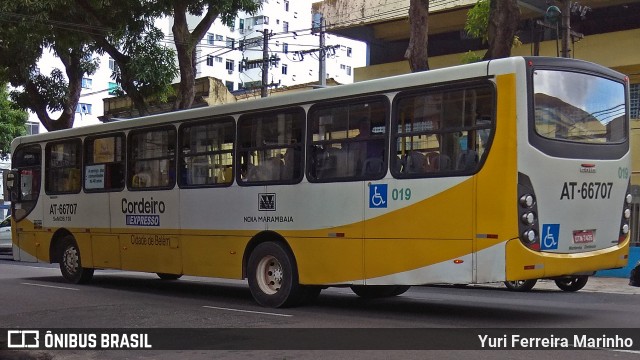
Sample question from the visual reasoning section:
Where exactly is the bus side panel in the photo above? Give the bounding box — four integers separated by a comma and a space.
112, 190, 182, 274
475, 73, 519, 283
362, 178, 474, 284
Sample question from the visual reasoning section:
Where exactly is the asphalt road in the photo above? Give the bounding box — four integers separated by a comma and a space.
0, 256, 639, 360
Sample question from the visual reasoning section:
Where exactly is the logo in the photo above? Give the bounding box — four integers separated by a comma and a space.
259, 193, 276, 211
7, 330, 40, 348
541, 224, 560, 250
369, 184, 388, 208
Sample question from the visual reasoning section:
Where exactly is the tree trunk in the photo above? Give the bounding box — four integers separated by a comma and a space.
483, 0, 520, 60
405, 0, 430, 72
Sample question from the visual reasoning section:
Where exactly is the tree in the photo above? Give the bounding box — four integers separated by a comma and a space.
72, 0, 179, 117
0, 84, 28, 159
405, 0, 430, 72
465, 0, 520, 61
0, 1, 98, 131
157, 0, 260, 109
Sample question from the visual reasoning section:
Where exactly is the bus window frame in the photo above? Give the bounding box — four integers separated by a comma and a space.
83, 132, 126, 193
525, 57, 629, 160
127, 125, 177, 191
390, 80, 497, 179
45, 138, 83, 195
306, 95, 390, 183
236, 107, 306, 187
177, 116, 236, 189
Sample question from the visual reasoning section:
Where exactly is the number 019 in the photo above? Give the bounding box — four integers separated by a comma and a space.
392, 188, 411, 201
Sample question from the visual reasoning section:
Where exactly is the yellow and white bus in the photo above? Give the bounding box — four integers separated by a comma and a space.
4, 57, 632, 307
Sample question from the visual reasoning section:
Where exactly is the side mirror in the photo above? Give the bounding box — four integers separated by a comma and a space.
3, 171, 18, 202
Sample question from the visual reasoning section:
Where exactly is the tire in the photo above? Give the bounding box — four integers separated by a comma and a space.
555, 276, 588, 292
157, 273, 182, 280
503, 279, 537, 292
350, 285, 411, 298
59, 236, 94, 284
247, 241, 307, 308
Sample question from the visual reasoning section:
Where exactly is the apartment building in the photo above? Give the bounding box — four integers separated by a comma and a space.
28, 0, 366, 130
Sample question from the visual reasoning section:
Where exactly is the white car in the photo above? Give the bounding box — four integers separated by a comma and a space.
0, 215, 12, 254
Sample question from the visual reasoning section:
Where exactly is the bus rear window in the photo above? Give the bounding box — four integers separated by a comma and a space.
533, 70, 627, 144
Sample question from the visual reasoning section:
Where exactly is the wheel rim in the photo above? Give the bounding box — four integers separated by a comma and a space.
256, 255, 283, 295
63, 246, 79, 275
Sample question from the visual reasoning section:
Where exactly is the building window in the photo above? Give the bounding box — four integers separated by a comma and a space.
108, 57, 116, 71
283, 43, 288, 54
285, 1, 289, 11
226, 37, 235, 49
225, 81, 234, 92
631, 83, 640, 119
206, 55, 214, 66
207, 33, 215, 45
226, 59, 235, 72
76, 103, 92, 115
283, 21, 289, 33
282, 64, 288, 75
26, 121, 39, 135
347, 47, 353, 57
108, 82, 119, 95
216, 34, 224, 41
215, 56, 223, 63
346, 66, 352, 76
81, 78, 92, 89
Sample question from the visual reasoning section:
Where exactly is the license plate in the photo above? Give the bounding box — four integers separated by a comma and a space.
573, 230, 595, 244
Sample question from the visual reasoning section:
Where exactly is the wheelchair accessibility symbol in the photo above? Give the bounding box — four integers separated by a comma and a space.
369, 184, 388, 208
541, 224, 560, 250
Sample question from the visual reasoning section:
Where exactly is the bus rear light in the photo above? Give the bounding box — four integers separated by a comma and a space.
624, 208, 631, 219
453, 259, 464, 264
519, 195, 535, 208
626, 193, 632, 204
619, 183, 632, 244
521, 212, 536, 225
518, 173, 540, 250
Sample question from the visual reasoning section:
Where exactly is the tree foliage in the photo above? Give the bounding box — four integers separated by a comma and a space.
464, 0, 520, 61
0, 84, 28, 159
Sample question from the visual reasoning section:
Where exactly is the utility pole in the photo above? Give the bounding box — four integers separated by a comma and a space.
318, 15, 326, 87
259, 30, 271, 97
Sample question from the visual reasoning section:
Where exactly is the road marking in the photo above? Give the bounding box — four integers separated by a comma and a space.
21, 282, 79, 291
607, 349, 640, 355
202, 305, 292, 317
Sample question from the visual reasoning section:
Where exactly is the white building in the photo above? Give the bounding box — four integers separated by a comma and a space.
29, 0, 366, 129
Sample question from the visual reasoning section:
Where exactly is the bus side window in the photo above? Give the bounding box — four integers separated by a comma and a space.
84, 134, 125, 192
46, 140, 82, 194
237, 108, 304, 186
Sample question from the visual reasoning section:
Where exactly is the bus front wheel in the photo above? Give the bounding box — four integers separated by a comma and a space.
350, 285, 411, 298
59, 236, 94, 284
554, 276, 588, 292
247, 242, 311, 308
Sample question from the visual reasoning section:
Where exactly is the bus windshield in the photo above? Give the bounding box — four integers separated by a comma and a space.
533, 70, 627, 144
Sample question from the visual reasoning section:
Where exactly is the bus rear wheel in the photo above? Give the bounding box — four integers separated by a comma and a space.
59, 236, 94, 284
157, 273, 182, 280
554, 276, 588, 292
350, 285, 411, 298
247, 242, 311, 308
503, 279, 537, 292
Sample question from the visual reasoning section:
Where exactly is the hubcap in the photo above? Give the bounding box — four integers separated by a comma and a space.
256, 255, 283, 295
63, 246, 79, 275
